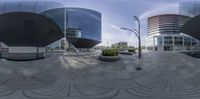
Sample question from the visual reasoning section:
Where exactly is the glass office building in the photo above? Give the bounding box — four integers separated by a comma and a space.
0, 0, 65, 14
0, 0, 102, 49
66, 8, 101, 48
146, 14, 200, 51
179, 1, 200, 17
42, 8, 101, 48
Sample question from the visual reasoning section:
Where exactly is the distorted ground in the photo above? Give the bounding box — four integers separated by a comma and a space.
0, 52, 200, 99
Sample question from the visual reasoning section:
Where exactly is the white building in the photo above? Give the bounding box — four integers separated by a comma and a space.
146, 14, 200, 52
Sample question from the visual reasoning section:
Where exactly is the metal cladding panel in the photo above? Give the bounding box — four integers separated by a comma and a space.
0, 12, 64, 47
181, 15, 200, 40
0, 0, 64, 14
66, 8, 102, 42
71, 38, 100, 48
148, 14, 190, 36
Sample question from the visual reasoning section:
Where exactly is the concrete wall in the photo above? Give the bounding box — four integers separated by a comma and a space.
2, 47, 46, 61
8, 47, 45, 53
2, 53, 45, 61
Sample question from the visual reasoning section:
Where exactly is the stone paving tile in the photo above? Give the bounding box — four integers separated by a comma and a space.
0, 52, 200, 99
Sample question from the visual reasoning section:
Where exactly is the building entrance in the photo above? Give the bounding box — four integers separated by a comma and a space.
164, 46, 173, 51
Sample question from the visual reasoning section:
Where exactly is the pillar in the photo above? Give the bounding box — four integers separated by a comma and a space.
162, 36, 164, 51
172, 35, 175, 51
183, 37, 185, 52
153, 36, 155, 51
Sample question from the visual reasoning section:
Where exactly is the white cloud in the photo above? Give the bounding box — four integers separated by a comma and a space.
110, 24, 119, 30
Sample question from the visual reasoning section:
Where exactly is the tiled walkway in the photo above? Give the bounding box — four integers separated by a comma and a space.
0, 52, 200, 99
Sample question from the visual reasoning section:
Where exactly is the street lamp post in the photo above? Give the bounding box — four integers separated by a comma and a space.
121, 16, 142, 59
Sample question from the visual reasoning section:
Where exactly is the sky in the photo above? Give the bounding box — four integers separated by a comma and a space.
55, 0, 194, 47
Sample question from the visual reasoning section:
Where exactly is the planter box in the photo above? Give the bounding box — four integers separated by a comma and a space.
99, 55, 121, 61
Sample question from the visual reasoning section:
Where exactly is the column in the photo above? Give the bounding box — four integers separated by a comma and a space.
172, 35, 175, 51
162, 36, 164, 51
183, 37, 185, 52
153, 36, 155, 51
36, 47, 39, 59
64, 8, 67, 38
0, 42, 1, 59
196, 41, 198, 51
191, 38, 192, 51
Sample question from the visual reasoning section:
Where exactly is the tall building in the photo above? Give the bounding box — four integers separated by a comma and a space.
0, 0, 102, 60
146, 14, 200, 51
42, 8, 102, 48
67, 8, 101, 48
179, 1, 200, 17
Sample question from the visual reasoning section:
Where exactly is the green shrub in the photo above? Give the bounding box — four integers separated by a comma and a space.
128, 49, 135, 52
102, 48, 118, 56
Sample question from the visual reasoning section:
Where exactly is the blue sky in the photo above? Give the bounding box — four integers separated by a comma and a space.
57, 0, 191, 47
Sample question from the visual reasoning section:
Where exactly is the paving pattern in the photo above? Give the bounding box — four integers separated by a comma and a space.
0, 52, 200, 99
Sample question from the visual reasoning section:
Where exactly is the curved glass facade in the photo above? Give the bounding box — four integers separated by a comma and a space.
0, 0, 102, 48
41, 8, 102, 48
0, 0, 65, 36
179, 1, 200, 17
40, 8, 65, 33
66, 8, 101, 42
0, 0, 64, 14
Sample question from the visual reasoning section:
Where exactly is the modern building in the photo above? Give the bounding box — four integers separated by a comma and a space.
179, 1, 200, 38
42, 8, 102, 49
181, 15, 200, 42
0, 0, 102, 60
179, 1, 200, 17
111, 42, 128, 49
67, 8, 101, 48
146, 14, 200, 52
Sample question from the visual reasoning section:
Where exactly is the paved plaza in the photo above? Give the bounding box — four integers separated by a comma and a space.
0, 52, 200, 99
